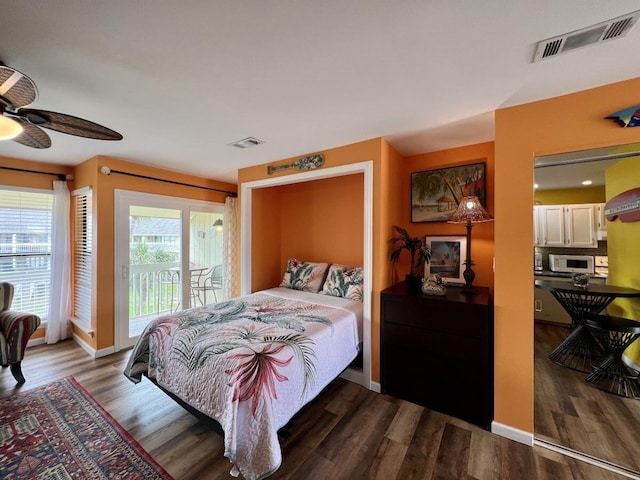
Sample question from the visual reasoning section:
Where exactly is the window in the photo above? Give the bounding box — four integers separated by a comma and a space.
72, 187, 92, 333
0, 186, 53, 319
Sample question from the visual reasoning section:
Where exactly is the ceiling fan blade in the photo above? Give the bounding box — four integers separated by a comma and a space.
12, 118, 51, 149
0, 65, 38, 108
20, 108, 123, 141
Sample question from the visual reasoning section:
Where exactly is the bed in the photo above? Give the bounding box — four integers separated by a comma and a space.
124, 261, 363, 480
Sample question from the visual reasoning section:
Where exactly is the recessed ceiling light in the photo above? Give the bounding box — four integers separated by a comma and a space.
533, 183, 539, 189
229, 137, 265, 149
582, 180, 593, 186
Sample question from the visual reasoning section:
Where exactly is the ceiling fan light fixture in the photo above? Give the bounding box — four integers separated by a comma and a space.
0, 115, 23, 140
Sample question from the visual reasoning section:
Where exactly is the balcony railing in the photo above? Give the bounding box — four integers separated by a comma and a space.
129, 262, 182, 318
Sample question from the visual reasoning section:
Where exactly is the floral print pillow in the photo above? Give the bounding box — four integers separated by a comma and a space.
321, 264, 364, 302
279, 258, 329, 293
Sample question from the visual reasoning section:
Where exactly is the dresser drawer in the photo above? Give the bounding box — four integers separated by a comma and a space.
382, 295, 489, 338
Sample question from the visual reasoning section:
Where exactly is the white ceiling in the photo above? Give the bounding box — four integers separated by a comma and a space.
2, 1, 640, 184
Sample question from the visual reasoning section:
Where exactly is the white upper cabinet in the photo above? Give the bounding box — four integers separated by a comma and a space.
534, 203, 599, 248
564, 204, 597, 248
595, 203, 607, 240
539, 205, 565, 247
533, 206, 541, 246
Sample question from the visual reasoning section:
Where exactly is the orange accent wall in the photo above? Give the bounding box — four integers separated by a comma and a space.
401, 142, 495, 293
1, 154, 236, 352
495, 77, 640, 433
281, 175, 364, 266
75, 156, 236, 351
0, 156, 73, 189
250, 174, 363, 290
238, 138, 397, 381
251, 186, 283, 292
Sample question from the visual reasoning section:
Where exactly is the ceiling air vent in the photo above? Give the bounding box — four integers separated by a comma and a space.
532, 10, 640, 62
229, 137, 265, 149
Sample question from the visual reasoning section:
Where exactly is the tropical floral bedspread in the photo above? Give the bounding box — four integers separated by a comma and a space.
123, 288, 360, 480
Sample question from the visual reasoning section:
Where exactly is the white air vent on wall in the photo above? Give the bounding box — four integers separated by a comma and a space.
532, 10, 640, 62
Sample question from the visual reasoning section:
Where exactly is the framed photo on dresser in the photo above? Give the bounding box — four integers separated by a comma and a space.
425, 235, 466, 284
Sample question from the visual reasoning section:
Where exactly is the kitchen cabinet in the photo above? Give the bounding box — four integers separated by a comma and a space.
596, 203, 607, 240
534, 206, 542, 246
539, 205, 565, 247
380, 282, 493, 430
565, 204, 597, 248
535, 204, 598, 248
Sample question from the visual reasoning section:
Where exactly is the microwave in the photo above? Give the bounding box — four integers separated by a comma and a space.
549, 254, 594, 274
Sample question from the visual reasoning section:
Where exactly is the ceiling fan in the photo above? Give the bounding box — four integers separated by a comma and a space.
0, 61, 122, 148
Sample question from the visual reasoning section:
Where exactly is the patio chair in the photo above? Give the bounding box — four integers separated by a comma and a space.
191, 265, 223, 306
0, 282, 41, 384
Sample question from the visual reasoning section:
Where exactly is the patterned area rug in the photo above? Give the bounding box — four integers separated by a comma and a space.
0, 376, 173, 479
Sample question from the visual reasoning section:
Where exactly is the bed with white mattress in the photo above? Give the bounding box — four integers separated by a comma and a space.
124, 285, 362, 480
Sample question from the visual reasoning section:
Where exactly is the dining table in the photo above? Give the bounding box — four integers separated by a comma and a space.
534, 279, 640, 372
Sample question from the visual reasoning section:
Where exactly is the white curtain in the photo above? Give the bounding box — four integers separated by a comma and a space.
46, 180, 71, 344
222, 196, 239, 300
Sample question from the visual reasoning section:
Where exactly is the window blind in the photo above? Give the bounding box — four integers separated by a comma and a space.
72, 188, 92, 332
0, 186, 53, 318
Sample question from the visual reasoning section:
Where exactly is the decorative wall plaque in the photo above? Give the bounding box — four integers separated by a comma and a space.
267, 154, 324, 175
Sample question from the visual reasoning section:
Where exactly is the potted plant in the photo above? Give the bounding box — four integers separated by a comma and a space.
389, 225, 431, 292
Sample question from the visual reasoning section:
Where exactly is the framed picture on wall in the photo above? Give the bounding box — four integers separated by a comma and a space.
425, 235, 466, 284
411, 161, 486, 222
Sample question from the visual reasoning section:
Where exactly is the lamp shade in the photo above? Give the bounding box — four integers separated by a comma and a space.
0, 115, 23, 140
448, 196, 493, 224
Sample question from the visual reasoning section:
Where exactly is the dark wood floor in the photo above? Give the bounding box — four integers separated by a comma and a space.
535, 323, 640, 475
1, 339, 631, 479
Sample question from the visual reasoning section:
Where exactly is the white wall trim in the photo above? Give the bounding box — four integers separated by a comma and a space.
491, 421, 534, 446
70, 317, 94, 338
27, 336, 45, 348
72, 333, 116, 359
240, 161, 374, 391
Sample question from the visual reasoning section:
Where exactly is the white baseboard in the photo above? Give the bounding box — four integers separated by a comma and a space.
491, 421, 534, 446
340, 369, 381, 393
27, 337, 45, 348
72, 333, 115, 359
341, 367, 364, 386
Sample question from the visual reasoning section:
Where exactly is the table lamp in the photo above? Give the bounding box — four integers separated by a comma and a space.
447, 196, 493, 293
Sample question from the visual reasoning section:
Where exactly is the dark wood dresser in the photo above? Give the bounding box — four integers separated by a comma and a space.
380, 282, 494, 430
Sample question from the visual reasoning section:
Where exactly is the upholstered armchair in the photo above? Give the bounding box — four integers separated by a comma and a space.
0, 282, 41, 384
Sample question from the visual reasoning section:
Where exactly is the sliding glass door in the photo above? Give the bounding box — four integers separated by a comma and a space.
115, 190, 223, 349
